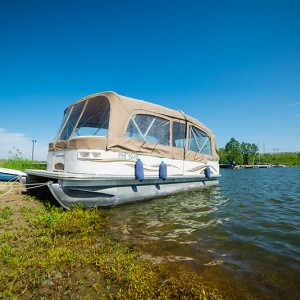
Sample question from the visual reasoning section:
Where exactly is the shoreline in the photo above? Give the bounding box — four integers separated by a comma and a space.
0, 182, 227, 299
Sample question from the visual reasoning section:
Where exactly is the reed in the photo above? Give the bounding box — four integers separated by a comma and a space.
0, 148, 46, 171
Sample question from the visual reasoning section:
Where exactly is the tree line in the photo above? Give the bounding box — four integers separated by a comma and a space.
218, 138, 259, 165
218, 138, 300, 166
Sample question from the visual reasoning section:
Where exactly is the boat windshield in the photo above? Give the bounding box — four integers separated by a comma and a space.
57, 101, 86, 141
71, 97, 110, 138
56, 96, 110, 141
52, 106, 72, 141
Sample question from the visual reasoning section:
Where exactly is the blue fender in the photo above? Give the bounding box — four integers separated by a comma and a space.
204, 166, 211, 179
159, 161, 167, 180
135, 159, 144, 181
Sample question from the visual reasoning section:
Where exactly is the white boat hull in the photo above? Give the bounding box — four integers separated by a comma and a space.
22, 170, 219, 209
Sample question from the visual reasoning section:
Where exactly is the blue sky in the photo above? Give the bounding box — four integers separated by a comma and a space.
1, 0, 299, 160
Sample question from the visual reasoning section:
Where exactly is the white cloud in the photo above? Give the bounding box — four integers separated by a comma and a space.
288, 102, 300, 107
0, 128, 48, 161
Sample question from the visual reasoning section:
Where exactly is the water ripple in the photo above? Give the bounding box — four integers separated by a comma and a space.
110, 167, 300, 298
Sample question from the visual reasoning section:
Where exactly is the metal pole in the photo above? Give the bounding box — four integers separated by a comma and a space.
258, 142, 260, 164
32, 140, 36, 161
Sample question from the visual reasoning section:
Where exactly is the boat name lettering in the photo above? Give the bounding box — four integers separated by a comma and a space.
55, 154, 65, 157
118, 152, 138, 160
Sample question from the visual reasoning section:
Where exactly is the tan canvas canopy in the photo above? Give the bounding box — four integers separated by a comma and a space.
49, 91, 219, 162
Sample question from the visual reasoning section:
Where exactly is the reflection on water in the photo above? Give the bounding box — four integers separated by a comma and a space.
112, 187, 228, 246
109, 167, 300, 299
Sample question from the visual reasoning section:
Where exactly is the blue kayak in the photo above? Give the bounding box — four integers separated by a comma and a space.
0, 168, 27, 182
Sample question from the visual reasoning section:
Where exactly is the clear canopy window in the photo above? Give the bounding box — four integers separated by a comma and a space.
188, 126, 212, 155
56, 97, 110, 141
57, 101, 86, 141
53, 106, 72, 141
172, 121, 186, 148
126, 114, 170, 145
71, 97, 110, 138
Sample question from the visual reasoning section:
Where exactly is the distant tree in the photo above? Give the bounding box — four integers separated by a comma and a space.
250, 143, 259, 164
241, 142, 259, 165
218, 148, 227, 164
225, 138, 243, 165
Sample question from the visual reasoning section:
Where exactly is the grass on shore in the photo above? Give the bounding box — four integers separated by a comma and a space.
0, 148, 46, 172
0, 159, 46, 172
260, 152, 300, 166
0, 187, 224, 300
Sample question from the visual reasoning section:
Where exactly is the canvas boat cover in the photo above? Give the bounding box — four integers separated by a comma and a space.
49, 92, 219, 162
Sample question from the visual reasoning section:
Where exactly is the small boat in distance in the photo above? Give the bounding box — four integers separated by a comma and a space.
21, 92, 220, 208
0, 167, 27, 182
272, 164, 286, 168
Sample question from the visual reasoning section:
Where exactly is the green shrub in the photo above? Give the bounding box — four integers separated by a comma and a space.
0, 147, 46, 171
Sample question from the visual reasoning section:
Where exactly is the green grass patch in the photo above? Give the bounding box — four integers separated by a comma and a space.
0, 197, 225, 299
261, 152, 300, 166
0, 158, 46, 172
0, 206, 14, 226
0, 147, 46, 171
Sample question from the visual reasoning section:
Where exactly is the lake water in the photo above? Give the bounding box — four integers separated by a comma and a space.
109, 167, 300, 299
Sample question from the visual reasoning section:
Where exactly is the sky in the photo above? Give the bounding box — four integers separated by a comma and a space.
0, 0, 299, 161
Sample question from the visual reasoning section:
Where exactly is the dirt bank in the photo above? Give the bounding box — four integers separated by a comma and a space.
0, 182, 43, 228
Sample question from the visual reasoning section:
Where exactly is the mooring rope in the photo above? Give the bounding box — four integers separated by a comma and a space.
19, 182, 50, 190
0, 176, 51, 198
0, 186, 14, 198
